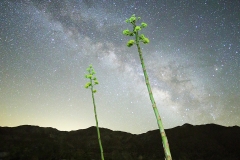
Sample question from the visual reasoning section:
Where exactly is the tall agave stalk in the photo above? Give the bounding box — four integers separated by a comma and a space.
85, 64, 104, 160
123, 14, 172, 160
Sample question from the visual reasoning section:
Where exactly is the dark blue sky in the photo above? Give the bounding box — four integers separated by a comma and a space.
0, 0, 239, 133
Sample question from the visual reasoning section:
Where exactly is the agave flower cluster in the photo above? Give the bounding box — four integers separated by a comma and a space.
123, 14, 150, 47
85, 65, 99, 93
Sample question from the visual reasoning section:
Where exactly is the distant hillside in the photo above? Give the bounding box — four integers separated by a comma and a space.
0, 123, 239, 160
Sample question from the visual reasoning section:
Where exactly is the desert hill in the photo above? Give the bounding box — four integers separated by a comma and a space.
0, 123, 239, 160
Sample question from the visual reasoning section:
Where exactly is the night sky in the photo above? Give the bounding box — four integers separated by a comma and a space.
0, 0, 239, 134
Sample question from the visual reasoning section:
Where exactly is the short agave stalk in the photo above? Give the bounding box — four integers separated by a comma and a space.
123, 14, 172, 160
84, 64, 104, 160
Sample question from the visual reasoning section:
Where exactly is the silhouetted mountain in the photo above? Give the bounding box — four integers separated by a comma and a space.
0, 123, 239, 160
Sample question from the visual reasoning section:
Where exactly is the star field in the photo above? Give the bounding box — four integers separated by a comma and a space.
0, 0, 239, 134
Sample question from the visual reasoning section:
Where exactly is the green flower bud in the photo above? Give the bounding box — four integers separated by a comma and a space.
127, 40, 135, 47
93, 77, 97, 80
85, 82, 91, 88
125, 19, 129, 23
129, 32, 134, 36
129, 16, 136, 23
141, 22, 147, 28
91, 69, 96, 74
87, 75, 92, 79
142, 37, 150, 44
127, 43, 133, 47
134, 26, 141, 32
89, 64, 93, 68
93, 90, 97, 93
128, 39, 135, 44
123, 29, 131, 36
139, 34, 145, 40
94, 80, 99, 85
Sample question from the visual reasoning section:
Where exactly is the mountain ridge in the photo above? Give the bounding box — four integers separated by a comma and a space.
0, 123, 239, 160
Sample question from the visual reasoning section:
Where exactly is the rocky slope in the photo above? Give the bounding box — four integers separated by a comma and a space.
0, 123, 239, 160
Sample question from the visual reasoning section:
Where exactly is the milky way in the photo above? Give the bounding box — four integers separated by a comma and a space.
0, 0, 239, 133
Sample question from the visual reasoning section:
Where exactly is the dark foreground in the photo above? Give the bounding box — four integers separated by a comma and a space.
0, 123, 239, 160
